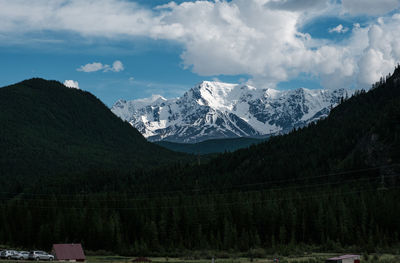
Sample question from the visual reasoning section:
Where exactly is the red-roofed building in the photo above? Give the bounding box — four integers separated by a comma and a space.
52, 244, 86, 262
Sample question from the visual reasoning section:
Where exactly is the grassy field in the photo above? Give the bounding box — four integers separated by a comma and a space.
85, 253, 400, 263
0, 253, 399, 263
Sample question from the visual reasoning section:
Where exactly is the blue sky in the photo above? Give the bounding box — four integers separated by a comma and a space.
1, 0, 400, 106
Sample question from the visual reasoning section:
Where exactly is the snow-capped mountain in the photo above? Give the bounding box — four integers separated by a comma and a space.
111, 81, 350, 143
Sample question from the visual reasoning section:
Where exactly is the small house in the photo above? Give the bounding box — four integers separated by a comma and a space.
52, 244, 86, 262
326, 254, 360, 263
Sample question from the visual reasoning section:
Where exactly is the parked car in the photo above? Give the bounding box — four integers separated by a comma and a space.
11, 251, 30, 260
28, 251, 54, 261
1, 250, 18, 260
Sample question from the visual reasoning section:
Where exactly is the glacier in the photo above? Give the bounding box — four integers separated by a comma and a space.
111, 81, 350, 143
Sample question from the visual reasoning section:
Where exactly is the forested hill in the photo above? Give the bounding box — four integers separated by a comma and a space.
0, 78, 189, 185
166, 66, 400, 189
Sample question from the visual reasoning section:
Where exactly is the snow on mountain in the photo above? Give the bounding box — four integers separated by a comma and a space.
111, 81, 350, 143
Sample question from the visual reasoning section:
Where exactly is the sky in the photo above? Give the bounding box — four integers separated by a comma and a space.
1, 0, 400, 106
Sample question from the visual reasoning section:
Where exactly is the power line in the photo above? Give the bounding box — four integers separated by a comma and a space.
0, 164, 397, 199
1, 172, 395, 203
1, 182, 399, 212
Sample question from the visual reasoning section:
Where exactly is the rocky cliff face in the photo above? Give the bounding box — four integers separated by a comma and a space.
112, 81, 350, 143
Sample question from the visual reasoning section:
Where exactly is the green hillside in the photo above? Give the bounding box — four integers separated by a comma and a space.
0, 78, 189, 189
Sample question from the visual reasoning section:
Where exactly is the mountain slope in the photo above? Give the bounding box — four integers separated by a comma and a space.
102, 67, 400, 194
0, 78, 188, 181
173, 67, 400, 188
112, 81, 350, 143
155, 137, 266, 155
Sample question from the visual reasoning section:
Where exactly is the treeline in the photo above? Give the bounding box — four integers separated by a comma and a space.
0, 182, 399, 255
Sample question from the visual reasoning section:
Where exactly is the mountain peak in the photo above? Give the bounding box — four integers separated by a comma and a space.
133, 94, 167, 105
195, 80, 238, 92
112, 81, 350, 143
197, 80, 256, 90
198, 80, 234, 85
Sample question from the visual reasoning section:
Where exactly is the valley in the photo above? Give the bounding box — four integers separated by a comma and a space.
0, 67, 399, 257
2, 1, 400, 260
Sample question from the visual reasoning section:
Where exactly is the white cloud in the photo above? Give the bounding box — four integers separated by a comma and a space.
158, 1, 400, 88
356, 16, 400, 87
157, 0, 357, 87
265, 0, 327, 11
77, 62, 105, 72
1, 0, 400, 90
77, 60, 124, 73
158, 0, 308, 82
110, 60, 124, 72
0, 0, 155, 37
329, 24, 349, 33
342, 0, 400, 15
63, 80, 80, 89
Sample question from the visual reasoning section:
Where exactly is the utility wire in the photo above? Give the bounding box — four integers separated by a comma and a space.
2, 182, 399, 212
0, 163, 398, 199
1, 172, 396, 203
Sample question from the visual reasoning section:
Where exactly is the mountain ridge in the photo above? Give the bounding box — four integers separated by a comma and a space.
112, 81, 350, 143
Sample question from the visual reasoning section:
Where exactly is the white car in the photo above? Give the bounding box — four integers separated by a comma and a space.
28, 251, 54, 261
1, 250, 18, 259
12, 251, 30, 260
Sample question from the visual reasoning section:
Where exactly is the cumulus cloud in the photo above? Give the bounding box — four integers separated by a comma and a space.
77, 62, 105, 72
157, 0, 358, 87
77, 60, 124, 73
0, 0, 155, 37
265, 0, 327, 11
63, 80, 80, 89
329, 24, 349, 33
110, 60, 124, 72
356, 16, 400, 87
1, 0, 400, 90
342, 0, 400, 15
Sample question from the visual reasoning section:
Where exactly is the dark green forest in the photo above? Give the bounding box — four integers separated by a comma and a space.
0, 67, 400, 255
155, 137, 266, 155
0, 78, 190, 191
